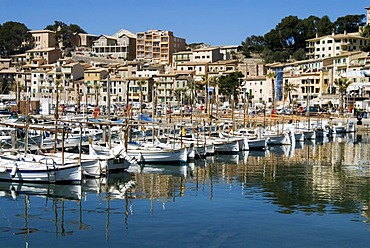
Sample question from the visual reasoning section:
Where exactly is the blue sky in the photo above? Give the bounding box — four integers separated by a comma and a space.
2, 0, 370, 46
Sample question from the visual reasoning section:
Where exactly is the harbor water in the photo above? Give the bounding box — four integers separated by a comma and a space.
1, 132, 370, 247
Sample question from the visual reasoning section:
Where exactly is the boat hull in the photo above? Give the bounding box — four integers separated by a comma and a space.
127, 148, 187, 164
0, 160, 82, 183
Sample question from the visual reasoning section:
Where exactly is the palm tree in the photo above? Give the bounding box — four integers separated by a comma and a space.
283, 82, 298, 108
267, 71, 276, 111
334, 77, 352, 116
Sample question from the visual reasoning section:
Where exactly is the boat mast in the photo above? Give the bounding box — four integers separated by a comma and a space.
24, 84, 31, 155
107, 74, 111, 148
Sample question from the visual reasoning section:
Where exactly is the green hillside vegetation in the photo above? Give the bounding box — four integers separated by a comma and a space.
241, 14, 368, 63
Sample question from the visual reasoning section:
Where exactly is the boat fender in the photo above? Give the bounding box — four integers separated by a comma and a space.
10, 163, 18, 178
0, 166, 6, 173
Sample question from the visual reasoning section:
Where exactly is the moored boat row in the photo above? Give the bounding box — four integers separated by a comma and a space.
0, 112, 357, 184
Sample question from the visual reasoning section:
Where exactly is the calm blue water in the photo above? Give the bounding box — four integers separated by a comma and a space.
1, 133, 370, 247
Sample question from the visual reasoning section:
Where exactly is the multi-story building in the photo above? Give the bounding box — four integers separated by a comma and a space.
29, 30, 57, 49
191, 47, 223, 63
136, 30, 186, 64
175, 61, 208, 83
306, 31, 368, 60
154, 74, 178, 105
84, 67, 109, 105
92, 29, 136, 60
172, 51, 192, 67
239, 59, 268, 105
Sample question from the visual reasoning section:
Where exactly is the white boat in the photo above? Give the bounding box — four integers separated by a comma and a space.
213, 138, 240, 153
265, 132, 291, 145
64, 127, 103, 144
219, 132, 246, 151
89, 143, 136, 172
3, 151, 110, 179
234, 128, 266, 150
40, 151, 115, 178
126, 146, 188, 164
181, 136, 215, 157
0, 157, 82, 183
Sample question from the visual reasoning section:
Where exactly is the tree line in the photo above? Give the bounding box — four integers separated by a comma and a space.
0, 21, 85, 57
241, 14, 369, 63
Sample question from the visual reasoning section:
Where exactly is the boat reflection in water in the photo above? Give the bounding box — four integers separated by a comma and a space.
128, 163, 190, 206
2, 132, 370, 247
0, 181, 82, 201
0, 171, 136, 247
0, 181, 83, 247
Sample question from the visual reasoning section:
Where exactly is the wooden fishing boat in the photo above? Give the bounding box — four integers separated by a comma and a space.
0, 157, 82, 183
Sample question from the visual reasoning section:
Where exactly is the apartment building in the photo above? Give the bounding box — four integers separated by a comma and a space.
84, 67, 109, 105
154, 74, 178, 105
175, 61, 208, 83
172, 51, 192, 66
136, 30, 186, 64
92, 29, 136, 61
306, 31, 368, 60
